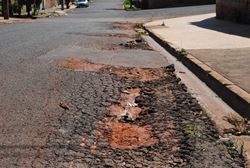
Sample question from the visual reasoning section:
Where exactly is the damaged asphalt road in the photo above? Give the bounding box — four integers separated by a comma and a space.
0, 0, 244, 167
41, 63, 244, 167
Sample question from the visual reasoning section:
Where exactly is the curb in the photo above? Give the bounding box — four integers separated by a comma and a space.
144, 26, 250, 118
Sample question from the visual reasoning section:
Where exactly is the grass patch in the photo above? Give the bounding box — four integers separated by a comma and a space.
134, 24, 148, 35
176, 48, 187, 56
184, 123, 205, 138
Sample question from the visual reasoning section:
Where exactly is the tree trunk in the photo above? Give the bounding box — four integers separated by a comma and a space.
3, 0, 9, 19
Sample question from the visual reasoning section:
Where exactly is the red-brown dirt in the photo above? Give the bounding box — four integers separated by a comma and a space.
61, 58, 105, 72
100, 88, 158, 149
112, 22, 138, 30
100, 119, 158, 149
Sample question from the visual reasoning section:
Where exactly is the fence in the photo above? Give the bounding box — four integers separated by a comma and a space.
216, 0, 250, 23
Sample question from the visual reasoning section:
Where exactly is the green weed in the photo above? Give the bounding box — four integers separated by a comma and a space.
176, 48, 187, 56
184, 124, 204, 138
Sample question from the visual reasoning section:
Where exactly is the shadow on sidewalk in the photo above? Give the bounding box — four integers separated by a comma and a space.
190, 17, 250, 38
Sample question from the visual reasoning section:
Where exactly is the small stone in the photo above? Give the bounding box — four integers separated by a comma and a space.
59, 102, 70, 110
104, 159, 114, 166
101, 102, 111, 107
165, 64, 175, 72
121, 90, 130, 94
217, 137, 232, 146
135, 164, 143, 168
98, 142, 109, 148
119, 114, 132, 122
125, 164, 133, 167
173, 158, 183, 164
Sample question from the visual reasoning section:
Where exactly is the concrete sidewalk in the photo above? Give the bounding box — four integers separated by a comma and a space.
144, 13, 250, 116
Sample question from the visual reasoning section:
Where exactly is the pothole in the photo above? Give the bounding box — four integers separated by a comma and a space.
99, 88, 158, 149
106, 33, 139, 39
61, 58, 106, 72
108, 88, 141, 121
65, 32, 139, 39
110, 67, 166, 81
100, 119, 158, 149
112, 22, 138, 30
84, 43, 120, 51
84, 38, 152, 51
119, 38, 152, 50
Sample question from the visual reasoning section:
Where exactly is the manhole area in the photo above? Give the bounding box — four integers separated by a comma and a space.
61, 58, 106, 72
110, 67, 167, 81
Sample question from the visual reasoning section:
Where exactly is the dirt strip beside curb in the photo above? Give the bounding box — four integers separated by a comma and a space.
144, 26, 250, 118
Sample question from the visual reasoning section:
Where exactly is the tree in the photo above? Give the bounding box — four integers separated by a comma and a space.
3, 0, 10, 19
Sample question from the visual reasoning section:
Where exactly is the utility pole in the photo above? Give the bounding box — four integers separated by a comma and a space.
3, 0, 9, 19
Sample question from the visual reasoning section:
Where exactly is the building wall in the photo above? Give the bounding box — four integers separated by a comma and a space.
216, 0, 250, 23
44, 0, 58, 8
141, 0, 215, 9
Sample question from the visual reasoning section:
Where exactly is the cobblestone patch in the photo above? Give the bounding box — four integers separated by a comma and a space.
38, 63, 245, 167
